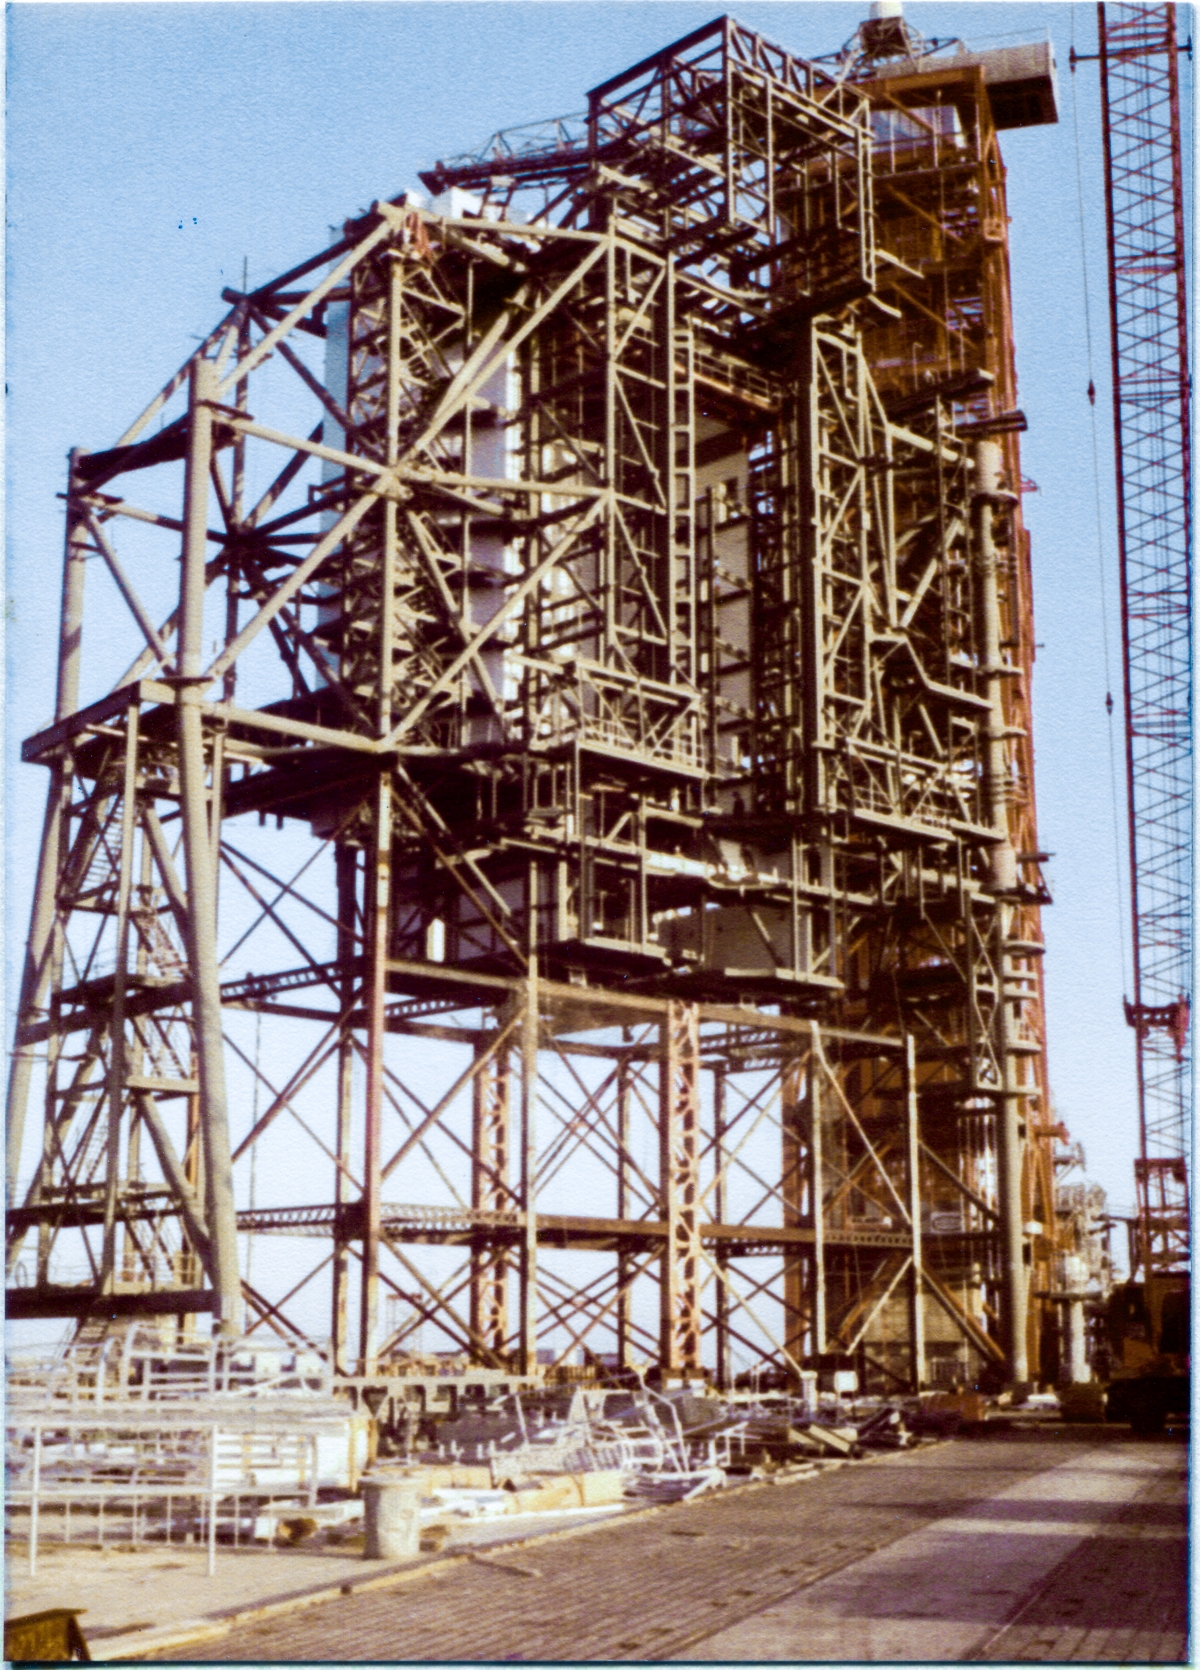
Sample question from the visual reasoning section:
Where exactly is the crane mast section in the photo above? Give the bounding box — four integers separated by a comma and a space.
1099, 1, 1192, 1277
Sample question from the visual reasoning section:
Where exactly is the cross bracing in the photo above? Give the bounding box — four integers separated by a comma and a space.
7, 15, 1060, 1389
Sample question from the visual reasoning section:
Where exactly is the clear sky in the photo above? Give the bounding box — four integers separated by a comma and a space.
5, 2, 1190, 1336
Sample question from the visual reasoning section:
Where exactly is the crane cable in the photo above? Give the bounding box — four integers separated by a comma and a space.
1070, 10, 1133, 998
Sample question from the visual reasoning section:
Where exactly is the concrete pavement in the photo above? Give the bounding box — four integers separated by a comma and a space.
117, 1424, 1186, 1663
686, 1435, 1187, 1661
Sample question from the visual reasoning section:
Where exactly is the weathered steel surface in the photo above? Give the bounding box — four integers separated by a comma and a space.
6, 14, 1059, 1390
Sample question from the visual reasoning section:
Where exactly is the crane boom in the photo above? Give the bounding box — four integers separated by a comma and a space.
1098, 2, 1191, 1277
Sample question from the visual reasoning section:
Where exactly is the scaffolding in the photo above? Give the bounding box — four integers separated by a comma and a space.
6, 14, 1062, 1393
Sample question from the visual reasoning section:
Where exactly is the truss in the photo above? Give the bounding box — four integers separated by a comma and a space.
1098, 2, 1191, 1279
7, 16, 1058, 1389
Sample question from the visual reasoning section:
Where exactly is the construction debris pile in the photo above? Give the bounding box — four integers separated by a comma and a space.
6, 1326, 370, 1575
365, 1375, 987, 1541
7, 1323, 997, 1574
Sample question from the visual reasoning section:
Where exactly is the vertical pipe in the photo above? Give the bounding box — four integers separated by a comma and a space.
519, 966, 539, 1376
381, 254, 402, 734
225, 303, 249, 709
994, 919, 1028, 1386
359, 776, 390, 1375
713, 1064, 729, 1390
810, 1028, 825, 1356
904, 1035, 926, 1391
974, 441, 1017, 891
177, 357, 242, 1335
616, 1054, 630, 1370
332, 844, 357, 1373
797, 321, 823, 819
358, 239, 405, 1375
974, 439, 1026, 1384
603, 234, 616, 658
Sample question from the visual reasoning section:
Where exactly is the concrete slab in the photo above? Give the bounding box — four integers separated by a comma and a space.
4, 1503, 628, 1648
680, 1443, 1167, 1661
66, 1428, 1184, 1662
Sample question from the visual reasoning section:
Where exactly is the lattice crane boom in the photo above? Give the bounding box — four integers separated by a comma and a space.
1097, 2, 1192, 1276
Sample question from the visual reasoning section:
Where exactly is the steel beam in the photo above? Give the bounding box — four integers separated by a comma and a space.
176, 357, 241, 1334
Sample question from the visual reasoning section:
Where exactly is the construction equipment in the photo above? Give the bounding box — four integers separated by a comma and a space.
1101, 1267, 1189, 1431
1069, 2, 1191, 1430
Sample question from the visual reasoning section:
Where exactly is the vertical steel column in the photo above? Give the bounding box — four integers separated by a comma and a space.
712, 1063, 729, 1389
659, 999, 701, 1376
809, 1024, 826, 1356
974, 439, 1027, 1384
359, 777, 390, 1374
332, 843, 357, 1372
470, 1038, 510, 1360
518, 968, 539, 1375
616, 1054, 631, 1371
797, 321, 824, 820
6, 449, 90, 1204
358, 251, 406, 1374
177, 357, 241, 1335
780, 1055, 806, 1378
904, 1035, 926, 1391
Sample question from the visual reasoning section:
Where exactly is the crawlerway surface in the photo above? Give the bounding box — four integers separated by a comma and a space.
88, 1422, 1187, 1663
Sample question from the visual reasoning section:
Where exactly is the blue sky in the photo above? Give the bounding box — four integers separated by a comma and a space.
5, 1, 1189, 1299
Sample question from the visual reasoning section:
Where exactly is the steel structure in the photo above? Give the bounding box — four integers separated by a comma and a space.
843, 20, 1061, 1384
7, 15, 1060, 1389
1096, 2, 1192, 1280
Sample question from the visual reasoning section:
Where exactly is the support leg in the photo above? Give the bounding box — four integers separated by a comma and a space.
659, 1000, 701, 1377
177, 357, 240, 1335
359, 778, 390, 1375
470, 1037, 510, 1363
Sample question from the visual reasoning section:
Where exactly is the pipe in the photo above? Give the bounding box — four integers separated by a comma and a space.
974, 439, 1027, 1386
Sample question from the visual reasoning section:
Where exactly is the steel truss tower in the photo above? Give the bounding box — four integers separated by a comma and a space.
1097, 2, 1192, 1279
7, 16, 1058, 1388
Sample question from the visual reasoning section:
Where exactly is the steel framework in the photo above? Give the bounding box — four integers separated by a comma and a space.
1098, 2, 1192, 1278
847, 34, 1060, 1381
7, 15, 1058, 1389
